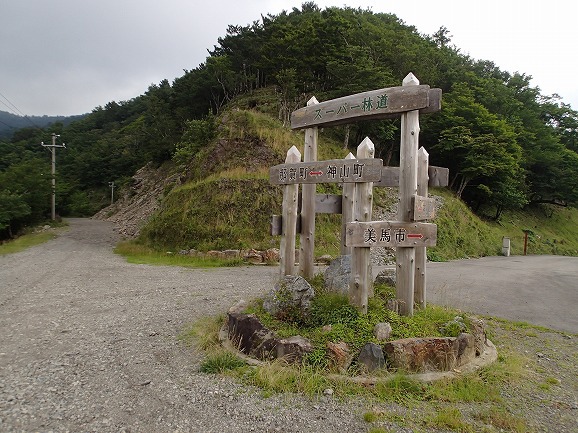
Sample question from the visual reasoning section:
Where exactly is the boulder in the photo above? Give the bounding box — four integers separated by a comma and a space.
454, 333, 476, 366
374, 322, 392, 341
327, 341, 353, 373
275, 336, 313, 362
263, 275, 315, 321
227, 313, 275, 356
262, 248, 280, 263
469, 317, 487, 356
316, 254, 333, 265
384, 337, 457, 372
358, 342, 386, 372
374, 268, 396, 286
324, 255, 351, 295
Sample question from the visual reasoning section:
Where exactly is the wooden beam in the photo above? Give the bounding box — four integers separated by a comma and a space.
291, 85, 433, 129
279, 146, 301, 276
299, 97, 318, 279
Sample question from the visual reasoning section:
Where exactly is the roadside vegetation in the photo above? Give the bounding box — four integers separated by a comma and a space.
183, 291, 577, 433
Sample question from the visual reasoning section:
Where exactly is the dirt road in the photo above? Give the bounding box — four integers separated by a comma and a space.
1, 218, 576, 432
0, 219, 367, 432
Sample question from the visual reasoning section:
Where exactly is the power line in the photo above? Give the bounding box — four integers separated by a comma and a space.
0, 89, 44, 132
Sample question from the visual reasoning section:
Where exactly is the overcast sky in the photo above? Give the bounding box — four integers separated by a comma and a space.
1, 0, 577, 116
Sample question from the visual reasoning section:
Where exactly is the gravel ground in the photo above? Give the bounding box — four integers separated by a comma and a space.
0, 218, 370, 433
1, 218, 576, 433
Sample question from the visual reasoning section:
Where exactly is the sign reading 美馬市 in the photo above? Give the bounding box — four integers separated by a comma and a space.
346, 221, 437, 248
290, 85, 440, 129
269, 158, 383, 185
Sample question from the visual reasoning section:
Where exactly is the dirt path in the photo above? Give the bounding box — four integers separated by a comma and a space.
0, 219, 367, 432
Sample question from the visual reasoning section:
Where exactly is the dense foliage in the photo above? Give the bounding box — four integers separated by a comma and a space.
1, 3, 577, 240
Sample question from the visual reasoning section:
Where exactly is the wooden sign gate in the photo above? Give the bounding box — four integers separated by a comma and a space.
269, 73, 444, 316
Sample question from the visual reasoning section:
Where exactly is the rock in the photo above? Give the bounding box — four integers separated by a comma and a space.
244, 249, 264, 264
316, 254, 333, 265
469, 316, 487, 356
207, 250, 225, 259
262, 248, 280, 263
326, 341, 353, 373
222, 249, 241, 259
263, 275, 315, 321
321, 324, 332, 333
323, 388, 334, 396
358, 342, 385, 372
453, 333, 476, 366
386, 298, 400, 313
384, 337, 458, 372
324, 255, 351, 295
227, 313, 275, 356
374, 268, 396, 286
374, 322, 392, 341
228, 300, 248, 315
274, 336, 313, 362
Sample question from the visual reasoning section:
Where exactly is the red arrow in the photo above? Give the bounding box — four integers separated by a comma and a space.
309, 171, 323, 176
407, 233, 423, 239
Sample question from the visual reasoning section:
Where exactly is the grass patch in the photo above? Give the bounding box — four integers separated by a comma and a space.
0, 230, 58, 255
200, 350, 247, 374
424, 406, 473, 432
114, 240, 245, 267
474, 407, 531, 432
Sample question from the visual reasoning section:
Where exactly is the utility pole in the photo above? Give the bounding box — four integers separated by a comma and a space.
108, 181, 115, 205
41, 133, 66, 220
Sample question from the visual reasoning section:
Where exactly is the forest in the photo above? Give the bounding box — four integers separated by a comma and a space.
1, 3, 577, 241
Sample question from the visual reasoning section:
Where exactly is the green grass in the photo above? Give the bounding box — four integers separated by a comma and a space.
0, 230, 58, 255
114, 241, 244, 267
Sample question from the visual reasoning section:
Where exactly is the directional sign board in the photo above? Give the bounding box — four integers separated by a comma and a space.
291, 86, 441, 130
269, 158, 383, 185
346, 221, 437, 248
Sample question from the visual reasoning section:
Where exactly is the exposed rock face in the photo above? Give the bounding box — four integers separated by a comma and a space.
263, 275, 314, 321
358, 342, 386, 372
93, 163, 180, 238
324, 255, 351, 295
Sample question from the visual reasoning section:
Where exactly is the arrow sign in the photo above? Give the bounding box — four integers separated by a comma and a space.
269, 158, 383, 185
346, 221, 437, 248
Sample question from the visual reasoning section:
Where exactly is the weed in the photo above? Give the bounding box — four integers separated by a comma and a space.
0, 230, 58, 255
474, 407, 531, 433
200, 350, 246, 373
424, 406, 473, 432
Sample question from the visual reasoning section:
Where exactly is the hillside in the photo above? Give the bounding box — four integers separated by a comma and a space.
95, 100, 578, 261
2, 4, 577, 242
0, 110, 85, 139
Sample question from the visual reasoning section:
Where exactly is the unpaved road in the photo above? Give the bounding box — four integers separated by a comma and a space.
0, 219, 367, 432
1, 218, 576, 432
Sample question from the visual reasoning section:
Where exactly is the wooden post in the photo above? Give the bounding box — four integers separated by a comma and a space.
340, 152, 355, 256
279, 146, 301, 276
350, 137, 374, 313
414, 147, 429, 308
299, 96, 319, 279
396, 73, 420, 316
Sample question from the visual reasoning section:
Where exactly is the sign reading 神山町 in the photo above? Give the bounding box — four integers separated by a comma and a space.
269, 158, 383, 185
346, 221, 437, 248
291, 85, 435, 130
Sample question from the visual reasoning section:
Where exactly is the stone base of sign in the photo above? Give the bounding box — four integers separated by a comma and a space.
221, 304, 497, 382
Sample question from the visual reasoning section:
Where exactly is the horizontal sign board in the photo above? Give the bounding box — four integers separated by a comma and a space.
270, 158, 383, 185
346, 221, 437, 248
375, 166, 449, 188
291, 85, 434, 129
412, 195, 436, 221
